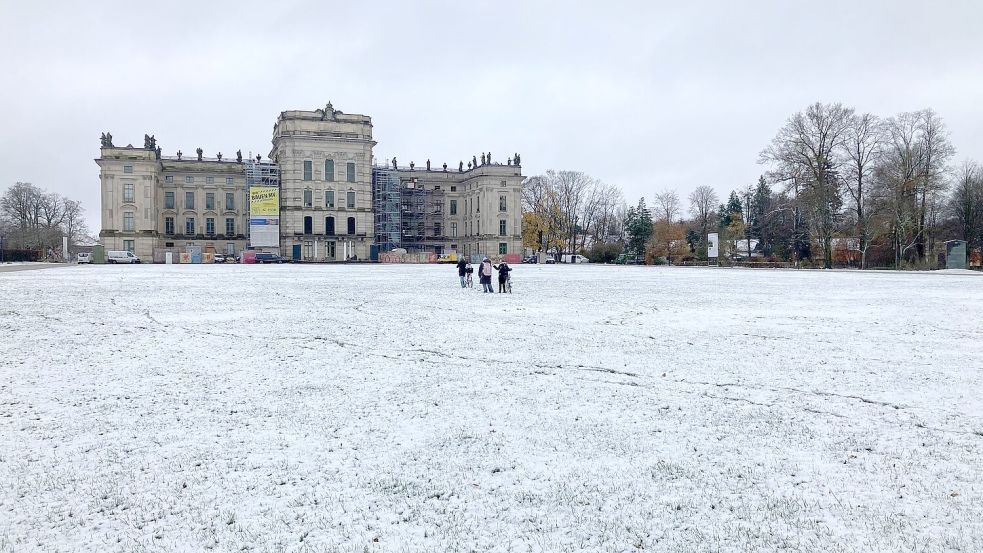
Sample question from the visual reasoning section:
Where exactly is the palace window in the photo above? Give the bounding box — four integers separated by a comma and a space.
206, 217, 215, 236
164, 217, 174, 235
346, 162, 355, 183
303, 160, 312, 181
206, 176, 214, 185
123, 183, 134, 203
499, 220, 507, 236
304, 189, 313, 208
325, 190, 335, 208
185, 192, 194, 209
450, 222, 458, 237
346, 191, 355, 209
185, 217, 195, 235
164, 191, 174, 209
499, 243, 508, 255
325, 159, 335, 182
499, 195, 507, 212
450, 199, 457, 215
347, 217, 356, 235
123, 165, 133, 174
186, 176, 194, 184
206, 192, 215, 210
123, 240, 134, 253
325, 216, 335, 235
304, 216, 313, 234
226, 176, 234, 185
165, 175, 174, 183
225, 218, 235, 236
225, 192, 234, 210
123, 212, 134, 232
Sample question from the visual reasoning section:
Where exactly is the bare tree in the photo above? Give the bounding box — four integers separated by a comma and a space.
948, 161, 983, 261
654, 189, 681, 223
916, 109, 955, 259
62, 199, 90, 254
1, 182, 89, 255
688, 185, 718, 240
760, 102, 854, 268
876, 112, 926, 267
841, 113, 884, 268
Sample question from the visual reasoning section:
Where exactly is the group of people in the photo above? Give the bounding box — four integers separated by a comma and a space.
456, 257, 512, 293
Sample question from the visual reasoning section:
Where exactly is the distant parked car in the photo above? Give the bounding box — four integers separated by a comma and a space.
254, 252, 286, 264
540, 256, 556, 264
522, 256, 537, 264
107, 250, 141, 264
213, 254, 225, 263
77, 252, 91, 264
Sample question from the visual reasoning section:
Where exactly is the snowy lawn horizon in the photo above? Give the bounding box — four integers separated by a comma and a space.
1, 264, 981, 552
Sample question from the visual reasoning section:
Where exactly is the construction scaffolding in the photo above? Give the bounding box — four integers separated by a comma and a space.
371, 167, 447, 254
372, 170, 401, 252
400, 178, 445, 254
244, 159, 280, 188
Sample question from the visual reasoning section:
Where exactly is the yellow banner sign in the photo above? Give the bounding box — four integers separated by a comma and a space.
249, 187, 279, 216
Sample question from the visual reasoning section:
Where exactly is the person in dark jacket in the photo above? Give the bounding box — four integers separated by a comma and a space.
494, 261, 512, 292
456, 257, 468, 287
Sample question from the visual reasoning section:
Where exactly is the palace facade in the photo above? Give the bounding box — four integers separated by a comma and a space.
96, 103, 524, 261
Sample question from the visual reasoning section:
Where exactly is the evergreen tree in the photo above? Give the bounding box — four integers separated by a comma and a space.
623, 197, 653, 260
750, 176, 773, 255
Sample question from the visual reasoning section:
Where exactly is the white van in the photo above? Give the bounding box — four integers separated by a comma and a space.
561, 254, 590, 264
107, 250, 142, 264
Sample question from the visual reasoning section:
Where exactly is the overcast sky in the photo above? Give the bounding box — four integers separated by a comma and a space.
2, 0, 981, 234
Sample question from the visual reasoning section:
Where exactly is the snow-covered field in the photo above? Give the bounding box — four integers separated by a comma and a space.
1, 264, 981, 552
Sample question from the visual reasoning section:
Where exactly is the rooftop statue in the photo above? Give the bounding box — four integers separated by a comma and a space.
487, 151, 492, 164
100, 132, 114, 148
443, 162, 447, 172
426, 159, 431, 171
176, 150, 183, 160
196, 148, 203, 161
459, 161, 463, 172
481, 153, 486, 165
236, 150, 243, 163
217, 152, 223, 161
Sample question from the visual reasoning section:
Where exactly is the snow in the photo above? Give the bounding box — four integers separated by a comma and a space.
1, 264, 981, 552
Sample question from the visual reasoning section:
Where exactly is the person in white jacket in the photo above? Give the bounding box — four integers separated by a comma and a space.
479, 257, 494, 293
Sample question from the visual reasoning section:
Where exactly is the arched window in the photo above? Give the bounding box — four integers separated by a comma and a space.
325, 216, 335, 235
347, 217, 356, 235
303, 216, 312, 234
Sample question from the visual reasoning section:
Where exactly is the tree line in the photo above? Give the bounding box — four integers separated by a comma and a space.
0, 182, 91, 257
522, 102, 983, 268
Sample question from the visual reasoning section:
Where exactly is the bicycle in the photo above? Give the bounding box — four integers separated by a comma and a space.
465, 270, 474, 288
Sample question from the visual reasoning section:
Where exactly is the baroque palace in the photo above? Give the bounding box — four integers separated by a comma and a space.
96, 103, 524, 262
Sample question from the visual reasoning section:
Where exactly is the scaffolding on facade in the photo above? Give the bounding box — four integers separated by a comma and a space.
400, 179, 445, 254
244, 159, 280, 188
372, 170, 401, 252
